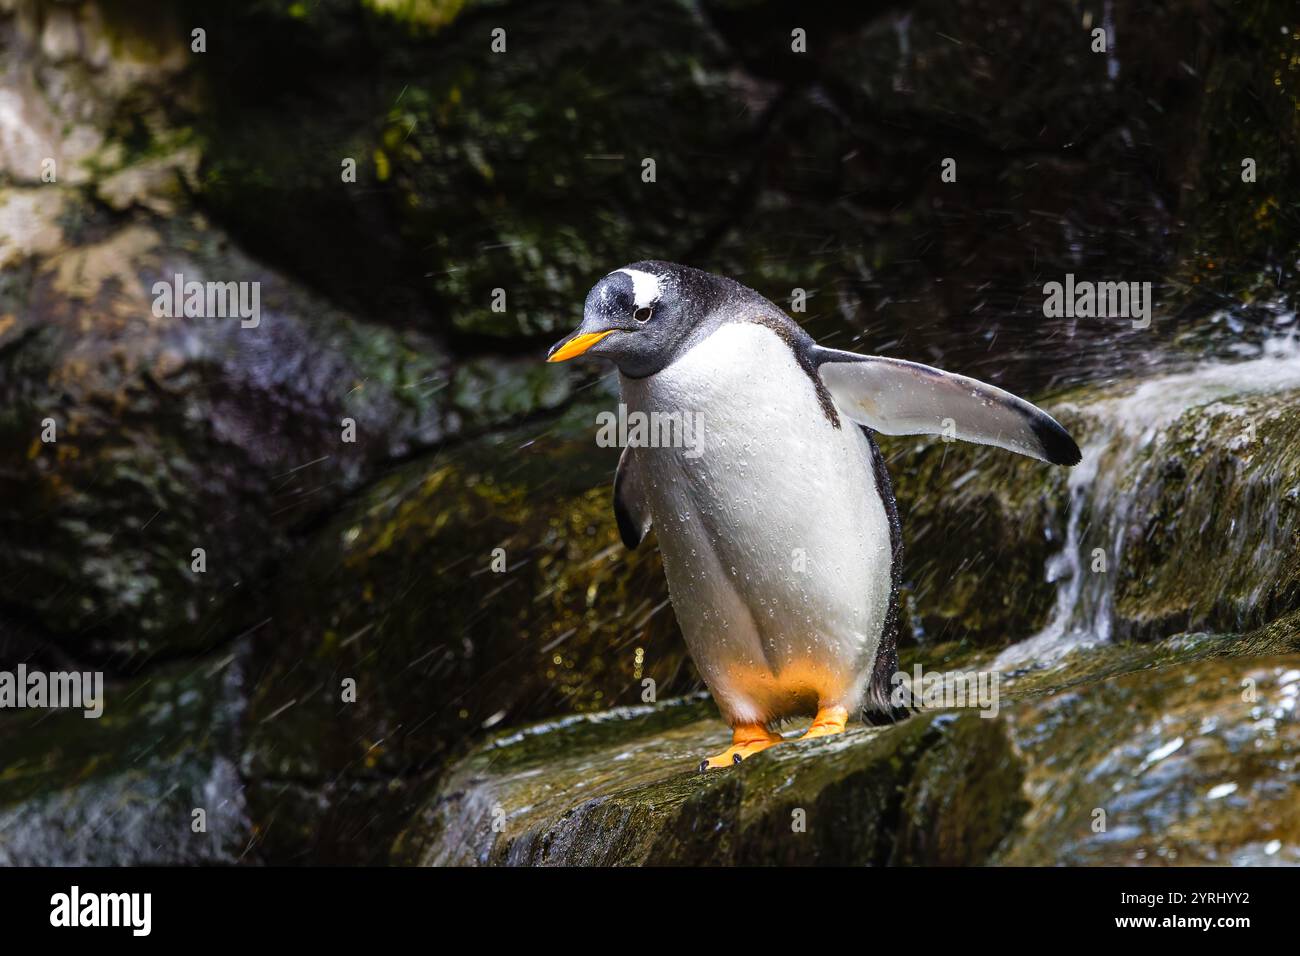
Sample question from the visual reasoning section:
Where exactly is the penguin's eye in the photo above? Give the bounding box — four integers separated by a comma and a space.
633, 306, 653, 323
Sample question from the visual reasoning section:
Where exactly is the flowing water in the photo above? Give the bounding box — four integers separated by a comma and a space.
998, 314, 1300, 670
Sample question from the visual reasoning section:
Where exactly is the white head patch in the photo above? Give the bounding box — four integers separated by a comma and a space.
617, 268, 661, 309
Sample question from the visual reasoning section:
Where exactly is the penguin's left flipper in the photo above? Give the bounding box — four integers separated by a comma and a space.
813, 348, 1082, 466
613, 446, 653, 549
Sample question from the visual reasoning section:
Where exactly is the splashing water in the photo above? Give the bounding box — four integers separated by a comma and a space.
997, 328, 1300, 671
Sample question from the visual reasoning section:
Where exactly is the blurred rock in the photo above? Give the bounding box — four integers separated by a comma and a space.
182, 0, 1300, 390
0, 203, 449, 658
0, 0, 565, 659
0, 650, 255, 865
889, 432, 1070, 646
192, 0, 761, 340
239, 400, 693, 861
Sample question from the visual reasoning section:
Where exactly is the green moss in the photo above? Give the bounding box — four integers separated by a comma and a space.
1112, 388, 1300, 636
893, 714, 1029, 865
362, 0, 466, 31
887, 431, 1072, 646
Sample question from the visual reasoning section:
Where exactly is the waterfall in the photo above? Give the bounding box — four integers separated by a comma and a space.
997, 326, 1300, 670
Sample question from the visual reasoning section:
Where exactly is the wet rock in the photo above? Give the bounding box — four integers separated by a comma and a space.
2, 0, 1297, 870
189, 0, 1300, 388
686, 0, 1293, 388
239, 401, 693, 861
193, 0, 756, 340
1040, 356, 1300, 644
999, 653, 1300, 865
887, 430, 1072, 646
392, 694, 943, 866
890, 347, 1300, 648
397, 639, 1300, 866
1106, 385, 1300, 638
241, 346, 1300, 864
380, 0, 757, 340
0, 650, 255, 865
0, 2, 455, 658
893, 712, 1029, 865
0, 205, 449, 658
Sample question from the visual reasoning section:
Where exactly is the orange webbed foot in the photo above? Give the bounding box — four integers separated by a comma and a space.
699, 723, 783, 771
798, 705, 849, 741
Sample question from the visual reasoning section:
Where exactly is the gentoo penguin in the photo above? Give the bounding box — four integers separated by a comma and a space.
547, 262, 1080, 771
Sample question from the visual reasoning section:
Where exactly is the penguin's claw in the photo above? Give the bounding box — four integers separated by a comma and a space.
698, 724, 783, 771
798, 705, 849, 740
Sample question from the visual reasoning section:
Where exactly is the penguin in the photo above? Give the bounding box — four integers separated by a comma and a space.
547, 262, 1080, 771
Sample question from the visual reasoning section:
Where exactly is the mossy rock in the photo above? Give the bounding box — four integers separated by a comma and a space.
393, 696, 945, 866
999, 651, 1300, 865
241, 354, 1300, 863
887, 430, 1073, 646
240, 399, 696, 860
0, 649, 253, 865
1108, 385, 1300, 638
0, 206, 448, 658
396, 635, 1300, 866
892, 712, 1029, 865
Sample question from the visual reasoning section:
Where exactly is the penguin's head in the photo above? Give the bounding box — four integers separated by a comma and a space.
548, 261, 722, 378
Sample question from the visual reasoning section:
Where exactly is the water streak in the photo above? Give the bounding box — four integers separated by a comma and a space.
997, 322, 1300, 670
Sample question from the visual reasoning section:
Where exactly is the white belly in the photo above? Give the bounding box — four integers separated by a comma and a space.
620, 323, 893, 725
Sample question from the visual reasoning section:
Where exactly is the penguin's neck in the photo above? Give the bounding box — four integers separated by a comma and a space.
620, 321, 801, 418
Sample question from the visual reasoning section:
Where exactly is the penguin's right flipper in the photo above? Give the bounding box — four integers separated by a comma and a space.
613, 446, 653, 549
813, 348, 1081, 466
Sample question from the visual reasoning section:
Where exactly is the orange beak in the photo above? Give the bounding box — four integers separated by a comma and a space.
546, 330, 615, 362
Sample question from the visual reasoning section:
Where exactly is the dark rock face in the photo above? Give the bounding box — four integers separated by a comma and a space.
0, 5, 449, 660
0, 211, 448, 658
888, 434, 1071, 646
191, 0, 1300, 382
0, 649, 254, 865
239, 402, 693, 862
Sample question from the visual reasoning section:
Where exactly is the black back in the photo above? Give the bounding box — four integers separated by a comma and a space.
862, 427, 910, 724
